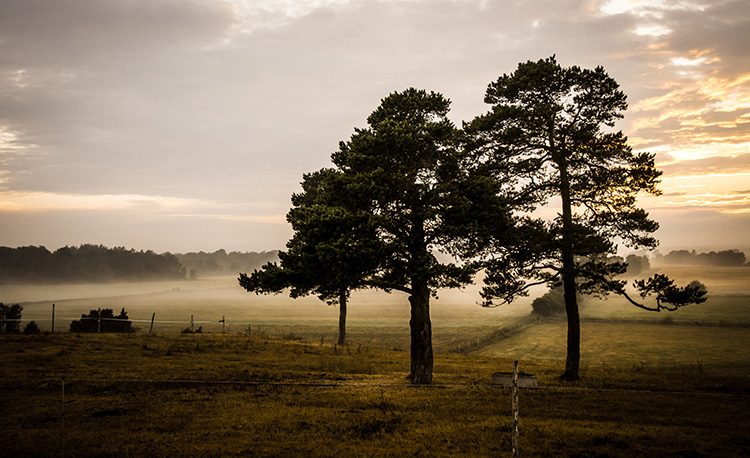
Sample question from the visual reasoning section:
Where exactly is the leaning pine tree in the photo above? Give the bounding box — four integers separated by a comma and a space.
467, 57, 707, 381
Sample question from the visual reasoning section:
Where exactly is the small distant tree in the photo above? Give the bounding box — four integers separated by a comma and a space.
240, 169, 382, 347
0, 303, 23, 333
70, 308, 133, 333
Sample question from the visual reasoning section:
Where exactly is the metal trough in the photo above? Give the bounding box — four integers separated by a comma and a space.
491, 372, 538, 388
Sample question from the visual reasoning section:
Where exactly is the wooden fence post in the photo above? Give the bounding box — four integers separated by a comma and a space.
149, 313, 155, 334
61, 376, 66, 451
52, 303, 56, 334
512, 360, 519, 458
97, 308, 101, 333
220, 315, 225, 333
191, 315, 194, 332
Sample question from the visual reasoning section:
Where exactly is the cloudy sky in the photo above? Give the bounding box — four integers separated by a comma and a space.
1, 0, 748, 254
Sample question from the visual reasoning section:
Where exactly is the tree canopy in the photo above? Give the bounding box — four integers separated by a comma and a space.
0, 245, 186, 283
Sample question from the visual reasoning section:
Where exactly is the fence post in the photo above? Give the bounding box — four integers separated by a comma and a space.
512, 360, 519, 458
61, 375, 65, 453
52, 303, 56, 334
97, 308, 101, 333
191, 315, 194, 332
1, 309, 6, 334
221, 315, 225, 333
149, 313, 155, 334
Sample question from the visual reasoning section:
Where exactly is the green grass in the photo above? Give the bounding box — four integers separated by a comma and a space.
1, 333, 749, 457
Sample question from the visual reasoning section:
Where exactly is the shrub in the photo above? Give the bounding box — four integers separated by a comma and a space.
531, 287, 566, 317
70, 308, 133, 333
23, 321, 41, 334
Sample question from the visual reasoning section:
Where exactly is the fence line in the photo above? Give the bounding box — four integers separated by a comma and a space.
0, 376, 745, 398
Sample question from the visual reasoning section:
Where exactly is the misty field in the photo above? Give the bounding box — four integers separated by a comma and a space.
6, 274, 539, 352
2, 265, 749, 456
6, 265, 750, 367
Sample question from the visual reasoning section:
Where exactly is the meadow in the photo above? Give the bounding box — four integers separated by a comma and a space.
2, 265, 749, 456
1, 333, 748, 457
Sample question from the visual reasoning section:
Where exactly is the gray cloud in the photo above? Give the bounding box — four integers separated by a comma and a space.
1, 0, 748, 251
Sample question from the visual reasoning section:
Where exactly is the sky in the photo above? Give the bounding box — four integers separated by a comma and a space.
1, 0, 749, 254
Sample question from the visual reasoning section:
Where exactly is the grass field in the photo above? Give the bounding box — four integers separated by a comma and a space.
470, 265, 750, 374
473, 321, 750, 374
2, 267, 749, 456
1, 333, 748, 457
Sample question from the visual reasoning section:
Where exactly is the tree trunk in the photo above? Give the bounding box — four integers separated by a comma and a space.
408, 278, 433, 384
337, 289, 347, 346
558, 144, 580, 381
561, 270, 580, 381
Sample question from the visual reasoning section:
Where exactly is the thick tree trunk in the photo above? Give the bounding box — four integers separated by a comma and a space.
337, 289, 347, 346
561, 271, 580, 381
408, 279, 433, 384
557, 138, 580, 381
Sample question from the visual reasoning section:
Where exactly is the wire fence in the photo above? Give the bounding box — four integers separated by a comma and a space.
2, 304, 229, 334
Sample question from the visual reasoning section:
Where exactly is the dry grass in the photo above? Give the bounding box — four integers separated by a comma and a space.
1, 333, 748, 457
2, 266, 749, 456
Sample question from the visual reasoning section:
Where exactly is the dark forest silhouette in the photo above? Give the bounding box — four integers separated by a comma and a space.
0, 245, 278, 284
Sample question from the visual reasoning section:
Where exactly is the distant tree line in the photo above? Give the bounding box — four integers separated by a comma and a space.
654, 249, 747, 267
0, 245, 186, 283
0, 245, 280, 284
175, 250, 278, 278
607, 254, 651, 276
